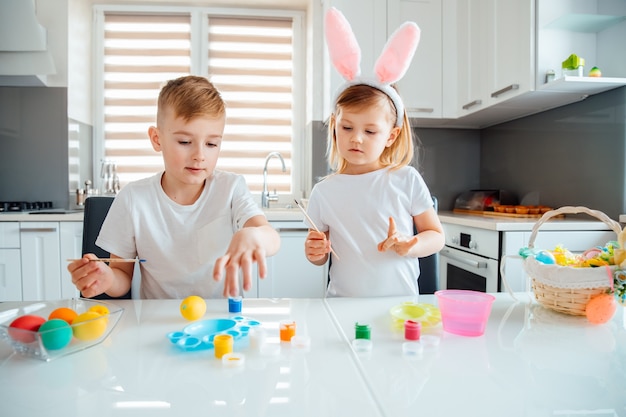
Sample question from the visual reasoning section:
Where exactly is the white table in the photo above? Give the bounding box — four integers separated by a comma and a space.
1, 294, 625, 417
0, 298, 381, 417
326, 293, 626, 417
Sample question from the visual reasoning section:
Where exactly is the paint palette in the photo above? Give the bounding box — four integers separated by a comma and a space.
167, 316, 261, 352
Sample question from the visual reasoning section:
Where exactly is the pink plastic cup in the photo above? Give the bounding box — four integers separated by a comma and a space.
435, 290, 495, 337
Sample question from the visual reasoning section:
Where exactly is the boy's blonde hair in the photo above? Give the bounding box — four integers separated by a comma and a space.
327, 84, 414, 173
156, 75, 225, 126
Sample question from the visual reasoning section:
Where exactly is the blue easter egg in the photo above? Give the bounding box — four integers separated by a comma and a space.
535, 250, 556, 265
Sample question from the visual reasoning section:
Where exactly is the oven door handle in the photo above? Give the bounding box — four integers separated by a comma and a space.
440, 249, 488, 269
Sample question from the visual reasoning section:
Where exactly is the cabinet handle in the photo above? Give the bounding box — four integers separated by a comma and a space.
491, 84, 519, 98
407, 107, 434, 113
441, 249, 487, 269
20, 227, 58, 232
275, 228, 310, 233
461, 99, 482, 110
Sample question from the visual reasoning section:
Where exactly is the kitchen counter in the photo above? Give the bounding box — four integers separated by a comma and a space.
439, 211, 615, 231
0, 211, 84, 221
0, 208, 304, 222
1, 294, 624, 416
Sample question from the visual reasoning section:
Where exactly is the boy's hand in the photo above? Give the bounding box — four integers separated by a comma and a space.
213, 227, 268, 297
68, 254, 115, 298
377, 216, 418, 256
305, 230, 331, 262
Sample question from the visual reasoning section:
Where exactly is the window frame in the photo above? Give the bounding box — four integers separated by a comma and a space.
92, 4, 307, 207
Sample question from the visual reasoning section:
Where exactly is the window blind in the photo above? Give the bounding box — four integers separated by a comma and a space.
101, 12, 294, 194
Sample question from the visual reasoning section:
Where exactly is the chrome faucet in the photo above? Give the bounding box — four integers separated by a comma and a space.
262, 152, 286, 209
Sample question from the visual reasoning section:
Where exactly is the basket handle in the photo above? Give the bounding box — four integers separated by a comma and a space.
527, 206, 622, 249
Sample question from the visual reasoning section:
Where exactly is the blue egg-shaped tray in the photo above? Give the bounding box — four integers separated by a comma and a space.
167, 316, 261, 352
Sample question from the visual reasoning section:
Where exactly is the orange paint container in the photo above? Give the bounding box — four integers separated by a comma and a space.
279, 320, 296, 342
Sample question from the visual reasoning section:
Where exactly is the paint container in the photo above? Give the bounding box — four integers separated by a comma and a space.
214, 334, 233, 359
355, 323, 371, 340
404, 320, 421, 341
279, 320, 296, 342
228, 296, 242, 313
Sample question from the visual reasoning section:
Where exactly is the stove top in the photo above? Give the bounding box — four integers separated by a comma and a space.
0, 201, 54, 212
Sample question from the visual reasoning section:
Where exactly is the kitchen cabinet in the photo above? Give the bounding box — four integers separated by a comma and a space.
59, 222, 82, 298
327, 0, 443, 120
0, 223, 22, 301
259, 221, 328, 298
453, 0, 533, 117
0, 221, 82, 301
20, 222, 63, 301
444, 0, 626, 127
388, 0, 443, 119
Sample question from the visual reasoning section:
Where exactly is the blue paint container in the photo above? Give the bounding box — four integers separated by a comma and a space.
228, 296, 242, 313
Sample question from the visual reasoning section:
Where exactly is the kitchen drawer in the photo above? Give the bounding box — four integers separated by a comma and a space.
0, 222, 20, 248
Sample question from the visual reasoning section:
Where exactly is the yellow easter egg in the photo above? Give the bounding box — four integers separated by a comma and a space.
73, 311, 108, 341
180, 296, 206, 321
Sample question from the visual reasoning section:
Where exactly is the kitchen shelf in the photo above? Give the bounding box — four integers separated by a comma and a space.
545, 13, 626, 33
538, 76, 626, 94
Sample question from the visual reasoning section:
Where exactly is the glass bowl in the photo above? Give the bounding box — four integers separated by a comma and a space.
0, 298, 124, 361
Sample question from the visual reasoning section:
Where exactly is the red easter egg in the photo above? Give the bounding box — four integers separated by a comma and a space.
9, 314, 47, 343
586, 293, 617, 325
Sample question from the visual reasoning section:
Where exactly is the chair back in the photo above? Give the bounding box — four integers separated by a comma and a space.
81, 196, 132, 299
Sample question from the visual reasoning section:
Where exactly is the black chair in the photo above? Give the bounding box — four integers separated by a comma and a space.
81, 196, 132, 300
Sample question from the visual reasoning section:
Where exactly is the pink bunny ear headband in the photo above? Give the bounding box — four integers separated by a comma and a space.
324, 7, 421, 127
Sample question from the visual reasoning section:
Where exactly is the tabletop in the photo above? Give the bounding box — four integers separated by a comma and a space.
1, 294, 625, 417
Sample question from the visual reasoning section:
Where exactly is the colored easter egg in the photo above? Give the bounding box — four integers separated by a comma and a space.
180, 296, 206, 321
9, 315, 47, 343
535, 250, 556, 265
73, 311, 108, 341
39, 319, 73, 350
586, 293, 617, 324
49, 307, 78, 324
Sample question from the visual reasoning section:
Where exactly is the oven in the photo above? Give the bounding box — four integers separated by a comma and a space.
439, 223, 500, 293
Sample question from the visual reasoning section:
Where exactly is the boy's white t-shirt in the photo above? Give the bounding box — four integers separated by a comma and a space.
306, 166, 433, 297
96, 170, 263, 299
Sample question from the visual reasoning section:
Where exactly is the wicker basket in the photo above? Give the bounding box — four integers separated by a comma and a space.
524, 206, 623, 316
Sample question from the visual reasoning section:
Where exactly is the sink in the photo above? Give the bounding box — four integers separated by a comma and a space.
262, 205, 304, 221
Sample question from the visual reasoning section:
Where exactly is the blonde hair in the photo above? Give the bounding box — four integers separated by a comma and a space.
156, 75, 225, 126
327, 84, 414, 173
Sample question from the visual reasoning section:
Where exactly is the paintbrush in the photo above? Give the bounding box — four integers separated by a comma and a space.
294, 199, 340, 260
67, 258, 146, 263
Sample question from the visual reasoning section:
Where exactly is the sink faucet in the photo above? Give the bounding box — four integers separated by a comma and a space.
262, 152, 286, 209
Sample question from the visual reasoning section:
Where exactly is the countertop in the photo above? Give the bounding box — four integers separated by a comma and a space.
439, 211, 616, 231
0, 208, 304, 222
1, 294, 625, 417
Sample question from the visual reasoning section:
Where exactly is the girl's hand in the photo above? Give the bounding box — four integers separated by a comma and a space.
377, 216, 418, 257
305, 230, 331, 263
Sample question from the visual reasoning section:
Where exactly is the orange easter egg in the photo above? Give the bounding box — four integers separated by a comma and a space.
586, 293, 617, 324
49, 307, 78, 324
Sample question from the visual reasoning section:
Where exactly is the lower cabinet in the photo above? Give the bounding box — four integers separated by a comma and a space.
0, 223, 22, 301
0, 221, 82, 302
258, 221, 328, 298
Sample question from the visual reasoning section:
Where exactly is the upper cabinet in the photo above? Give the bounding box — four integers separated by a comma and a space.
443, 0, 626, 128
388, 0, 443, 119
326, 0, 443, 120
325, 0, 626, 128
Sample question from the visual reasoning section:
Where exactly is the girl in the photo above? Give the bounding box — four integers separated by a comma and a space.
303, 8, 444, 297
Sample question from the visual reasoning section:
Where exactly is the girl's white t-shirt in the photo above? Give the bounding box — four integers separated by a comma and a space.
307, 166, 433, 297
96, 170, 263, 299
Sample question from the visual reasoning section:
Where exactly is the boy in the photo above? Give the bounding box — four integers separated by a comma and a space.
68, 75, 280, 299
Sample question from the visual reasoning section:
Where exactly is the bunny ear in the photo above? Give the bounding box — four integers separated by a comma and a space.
374, 22, 420, 84
324, 7, 361, 81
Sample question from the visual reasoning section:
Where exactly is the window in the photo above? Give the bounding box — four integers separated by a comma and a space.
94, 6, 305, 203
